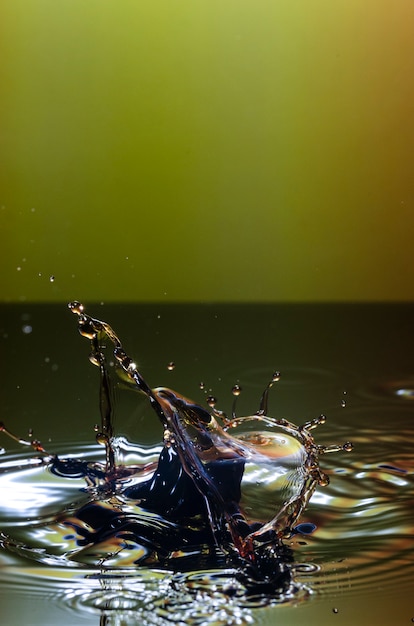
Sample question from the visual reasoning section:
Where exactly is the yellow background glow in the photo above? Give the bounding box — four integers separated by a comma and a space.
1, 0, 413, 302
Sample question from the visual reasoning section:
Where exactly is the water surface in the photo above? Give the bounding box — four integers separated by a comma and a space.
1, 303, 413, 625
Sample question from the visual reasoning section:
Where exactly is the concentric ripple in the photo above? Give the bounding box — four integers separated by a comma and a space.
289, 407, 414, 599
1, 407, 413, 622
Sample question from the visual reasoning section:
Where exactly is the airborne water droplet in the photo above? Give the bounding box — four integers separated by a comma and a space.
49, 275, 55, 282
167, 362, 175, 371
272, 371, 281, 382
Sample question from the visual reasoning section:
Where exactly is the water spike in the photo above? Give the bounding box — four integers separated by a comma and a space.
212, 407, 228, 422
0, 422, 48, 454
258, 371, 281, 414
301, 414, 327, 432
318, 441, 353, 454
231, 384, 241, 419
205, 394, 229, 421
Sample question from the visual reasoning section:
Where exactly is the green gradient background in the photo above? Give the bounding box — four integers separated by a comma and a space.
1, 0, 413, 302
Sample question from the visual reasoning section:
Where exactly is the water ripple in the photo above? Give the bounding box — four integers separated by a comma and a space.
1, 404, 414, 622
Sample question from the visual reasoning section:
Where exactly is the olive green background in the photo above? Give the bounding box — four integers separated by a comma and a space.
1, 0, 413, 302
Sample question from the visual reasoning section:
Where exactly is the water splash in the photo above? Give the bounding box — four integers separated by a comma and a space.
0, 301, 353, 613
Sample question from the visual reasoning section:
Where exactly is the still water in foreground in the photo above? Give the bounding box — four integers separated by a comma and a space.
0, 303, 413, 625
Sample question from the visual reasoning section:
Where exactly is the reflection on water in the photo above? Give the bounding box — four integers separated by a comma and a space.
1, 303, 414, 625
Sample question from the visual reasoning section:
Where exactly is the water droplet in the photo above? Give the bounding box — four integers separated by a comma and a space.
96, 432, 109, 446
16, 266, 21, 271
167, 362, 175, 371
341, 399, 346, 408
206, 395, 217, 408
332, 607, 339, 614
93, 424, 99, 432
79, 320, 97, 340
89, 353, 101, 367
272, 371, 281, 382
49, 275, 55, 282
318, 472, 330, 487
199, 381, 205, 390
232, 384, 242, 396
343, 441, 353, 452
22, 325, 32, 334
68, 301, 84, 315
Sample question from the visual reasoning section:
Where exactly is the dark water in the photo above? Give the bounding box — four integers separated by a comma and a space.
1, 303, 413, 625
